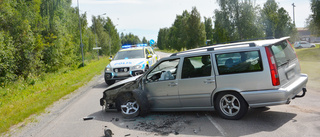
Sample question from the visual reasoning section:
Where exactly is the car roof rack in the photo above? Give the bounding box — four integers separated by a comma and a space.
170, 37, 276, 57
170, 42, 256, 57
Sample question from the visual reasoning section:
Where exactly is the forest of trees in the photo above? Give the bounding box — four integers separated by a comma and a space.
157, 0, 299, 51
1, 0, 320, 86
0, 0, 144, 86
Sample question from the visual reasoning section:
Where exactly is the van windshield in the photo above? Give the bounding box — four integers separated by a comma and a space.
270, 40, 296, 67
114, 50, 144, 60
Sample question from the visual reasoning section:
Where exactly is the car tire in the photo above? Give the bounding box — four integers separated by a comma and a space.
299, 46, 302, 49
311, 45, 315, 48
132, 89, 150, 116
214, 92, 248, 120
119, 93, 140, 118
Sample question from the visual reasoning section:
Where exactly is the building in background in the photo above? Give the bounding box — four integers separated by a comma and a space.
297, 28, 320, 43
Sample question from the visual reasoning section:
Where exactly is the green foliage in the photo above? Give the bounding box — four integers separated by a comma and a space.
157, 7, 206, 51
213, 0, 264, 43
204, 17, 214, 45
0, 57, 109, 134
121, 33, 142, 45
0, 0, 121, 85
261, 0, 297, 39
306, 0, 320, 36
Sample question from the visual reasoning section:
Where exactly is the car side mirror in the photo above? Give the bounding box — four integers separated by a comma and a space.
147, 55, 152, 58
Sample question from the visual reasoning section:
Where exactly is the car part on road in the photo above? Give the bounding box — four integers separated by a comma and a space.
83, 116, 94, 121
104, 128, 113, 137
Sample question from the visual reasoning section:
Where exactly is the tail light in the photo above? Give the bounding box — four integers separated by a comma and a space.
265, 46, 280, 86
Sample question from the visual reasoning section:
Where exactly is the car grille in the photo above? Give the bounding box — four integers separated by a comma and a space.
113, 67, 130, 72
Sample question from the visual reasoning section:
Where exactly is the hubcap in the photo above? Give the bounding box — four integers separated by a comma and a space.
219, 94, 240, 116
121, 101, 139, 115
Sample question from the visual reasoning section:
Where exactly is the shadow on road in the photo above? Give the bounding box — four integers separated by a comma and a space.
88, 107, 297, 136
212, 107, 297, 136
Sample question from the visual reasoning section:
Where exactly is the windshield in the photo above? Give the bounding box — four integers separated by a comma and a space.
113, 50, 144, 60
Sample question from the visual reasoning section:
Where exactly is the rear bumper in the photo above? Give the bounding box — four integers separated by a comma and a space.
241, 74, 308, 108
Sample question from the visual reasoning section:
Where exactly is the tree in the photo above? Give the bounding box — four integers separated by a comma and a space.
204, 17, 214, 45
213, 0, 264, 43
306, 0, 320, 36
261, 0, 296, 39
142, 37, 148, 44
121, 33, 141, 45
186, 7, 206, 49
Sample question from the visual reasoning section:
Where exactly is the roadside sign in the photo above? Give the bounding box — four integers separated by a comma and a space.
93, 47, 102, 50
150, 39, 155, 45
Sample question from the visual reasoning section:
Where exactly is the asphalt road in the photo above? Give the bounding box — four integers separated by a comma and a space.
7, 51, 320, 137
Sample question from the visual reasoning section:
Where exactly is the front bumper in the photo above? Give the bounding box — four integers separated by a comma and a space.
241, 74, 308, 108
105, 70, 144, 81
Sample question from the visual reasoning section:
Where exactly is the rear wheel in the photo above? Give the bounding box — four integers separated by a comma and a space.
214, 92, 248, 120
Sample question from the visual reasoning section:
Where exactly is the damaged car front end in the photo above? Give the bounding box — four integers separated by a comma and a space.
100, 75, 150, 118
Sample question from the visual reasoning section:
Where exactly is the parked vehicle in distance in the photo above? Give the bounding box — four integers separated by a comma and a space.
100, 37, 308, 120
104, 44, 158, 85
294, 41, 316, 48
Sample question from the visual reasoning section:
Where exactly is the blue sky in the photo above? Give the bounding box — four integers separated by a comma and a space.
72, 0, 312, 41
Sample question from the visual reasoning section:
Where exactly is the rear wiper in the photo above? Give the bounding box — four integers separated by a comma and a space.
279, 59, 290, 67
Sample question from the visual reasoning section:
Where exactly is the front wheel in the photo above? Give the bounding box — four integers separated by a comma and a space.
214, 92, 248, 120
120, 93, 140, 118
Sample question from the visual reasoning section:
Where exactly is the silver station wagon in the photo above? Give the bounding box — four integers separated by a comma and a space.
100, 37, 308, 120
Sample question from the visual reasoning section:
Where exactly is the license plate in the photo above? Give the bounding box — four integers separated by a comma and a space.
286, 69, 295, 79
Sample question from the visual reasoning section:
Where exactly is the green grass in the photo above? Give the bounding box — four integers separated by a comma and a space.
0, 57, 109, 134
295, 44, 320, 90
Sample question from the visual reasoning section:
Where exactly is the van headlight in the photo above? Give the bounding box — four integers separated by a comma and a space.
105, 66, 112, 72
132, 65, 142, 70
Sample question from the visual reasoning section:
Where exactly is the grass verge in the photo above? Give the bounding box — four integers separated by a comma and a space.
0, 57, 108, 134
295, 44, 320, 90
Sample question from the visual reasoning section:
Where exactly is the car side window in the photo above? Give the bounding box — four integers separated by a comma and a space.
147, 48, 154, 54
216, 51, 263, 75
146, 59, 180, 82
181, 55, 211, 79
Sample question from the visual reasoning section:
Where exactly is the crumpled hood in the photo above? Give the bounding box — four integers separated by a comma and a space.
109, 58, 145, 68
104, 74, 142, 91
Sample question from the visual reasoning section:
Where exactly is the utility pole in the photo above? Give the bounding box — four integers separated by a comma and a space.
292, 3, 296, 25
77, 0, 84, 67
93, 17, 99, 60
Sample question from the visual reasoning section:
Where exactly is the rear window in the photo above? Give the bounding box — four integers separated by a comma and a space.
270, 40, 296, 67
216, 51, 263, 75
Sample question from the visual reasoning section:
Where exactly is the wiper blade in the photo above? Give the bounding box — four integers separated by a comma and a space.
279, 59, 290, 67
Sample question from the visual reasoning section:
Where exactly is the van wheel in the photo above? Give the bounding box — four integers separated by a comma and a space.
105, 80, 115, 85
215, 92, 248, 120
120, 93, 140, 118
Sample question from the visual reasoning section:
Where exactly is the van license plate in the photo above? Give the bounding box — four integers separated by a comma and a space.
286, 69, 295, 79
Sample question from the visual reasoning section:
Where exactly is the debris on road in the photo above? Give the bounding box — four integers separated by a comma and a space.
124, 133, 130, 136
83, 116, 94, 121
104, 128, 113, 137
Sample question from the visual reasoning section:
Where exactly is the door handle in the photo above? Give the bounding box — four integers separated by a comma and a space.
204, 79, 215, 84
168, 82, 178, 87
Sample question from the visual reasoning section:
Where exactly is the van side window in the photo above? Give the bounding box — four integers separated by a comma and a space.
146, 59, 179, 82
181, 55, 211, 79
216, 51, 263, 75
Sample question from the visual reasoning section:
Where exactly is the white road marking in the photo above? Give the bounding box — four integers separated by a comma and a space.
205, 113, 227, 137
